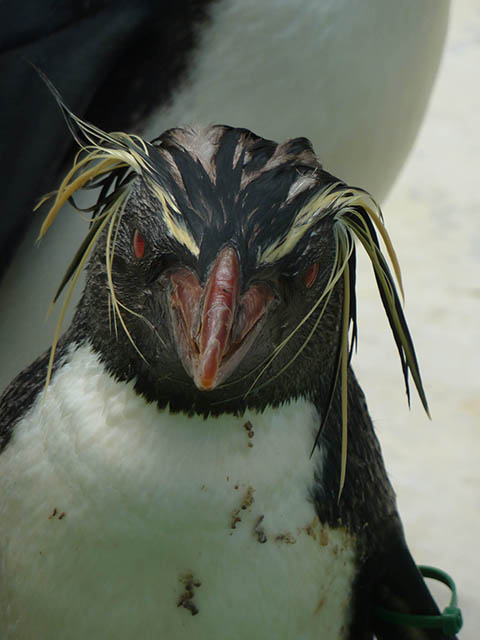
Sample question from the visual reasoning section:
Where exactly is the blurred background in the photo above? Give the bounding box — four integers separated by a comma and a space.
355, 2, 480, 637
0, 1, 477, 636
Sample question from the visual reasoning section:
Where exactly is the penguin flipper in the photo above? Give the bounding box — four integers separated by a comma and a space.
372, 543, 458, 640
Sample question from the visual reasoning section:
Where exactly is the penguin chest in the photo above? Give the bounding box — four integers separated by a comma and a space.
0, 345, 357, 639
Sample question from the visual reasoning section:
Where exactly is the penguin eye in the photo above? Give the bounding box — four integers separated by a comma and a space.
133, 229, 145, 259
303, 263, 319, 288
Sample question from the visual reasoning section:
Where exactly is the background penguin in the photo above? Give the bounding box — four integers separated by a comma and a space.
0, 0, 450, 389
0, 109, 458, 638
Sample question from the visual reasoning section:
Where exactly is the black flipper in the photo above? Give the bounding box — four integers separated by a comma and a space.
371, 540, 458, 640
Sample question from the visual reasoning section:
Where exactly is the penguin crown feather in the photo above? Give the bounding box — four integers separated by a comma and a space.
37, 75, 428, 496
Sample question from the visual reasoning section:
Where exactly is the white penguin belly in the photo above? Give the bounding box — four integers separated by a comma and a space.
0, 345, 356, 639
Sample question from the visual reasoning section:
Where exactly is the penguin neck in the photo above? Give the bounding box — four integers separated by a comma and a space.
68, 300, 341, 419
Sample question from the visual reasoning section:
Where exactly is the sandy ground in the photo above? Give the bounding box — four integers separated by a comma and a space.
354, 2, 480, 637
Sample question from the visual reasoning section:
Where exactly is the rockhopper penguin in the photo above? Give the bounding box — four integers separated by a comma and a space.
0, 103, 456, 639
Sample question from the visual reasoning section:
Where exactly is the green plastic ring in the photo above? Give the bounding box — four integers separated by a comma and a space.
373, 565, 463, 635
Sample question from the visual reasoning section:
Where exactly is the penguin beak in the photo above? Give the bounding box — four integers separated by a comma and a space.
169, 246, 274, 390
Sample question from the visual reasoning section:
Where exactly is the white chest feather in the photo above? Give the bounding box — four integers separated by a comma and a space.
0, 345, 356, 639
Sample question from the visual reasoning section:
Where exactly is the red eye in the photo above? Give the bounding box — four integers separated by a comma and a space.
133, 229, 145, 259
304, 263, 319, 288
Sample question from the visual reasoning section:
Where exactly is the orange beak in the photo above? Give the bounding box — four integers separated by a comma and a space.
169, 246, 274, 390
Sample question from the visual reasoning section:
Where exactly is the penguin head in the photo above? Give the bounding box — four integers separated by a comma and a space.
77, 126, 346, 414
39, 108, 427, 419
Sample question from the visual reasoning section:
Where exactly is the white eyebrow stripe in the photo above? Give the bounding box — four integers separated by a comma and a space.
148, 182, 200, 258
258, 182, 343, 264
286, 174, 317, 203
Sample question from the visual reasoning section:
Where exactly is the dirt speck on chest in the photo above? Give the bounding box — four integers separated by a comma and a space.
231, 486, 255, 529
177, 572, 202, 616
243, 420, 255, 448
